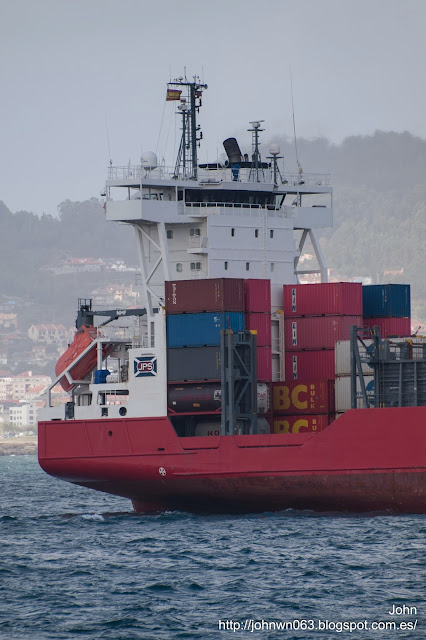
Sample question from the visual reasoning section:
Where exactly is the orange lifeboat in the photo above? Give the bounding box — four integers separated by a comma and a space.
55, 325, 115, 392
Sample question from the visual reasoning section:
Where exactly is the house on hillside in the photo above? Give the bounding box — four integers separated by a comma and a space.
2, 371, 52, 402
46, 257, 104, 275
0, 313, 18, 330
91, 283, 140, 307
28, 324, 68, 344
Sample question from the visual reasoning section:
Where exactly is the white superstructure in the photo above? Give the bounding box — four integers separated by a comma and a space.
105, 77, 332, 318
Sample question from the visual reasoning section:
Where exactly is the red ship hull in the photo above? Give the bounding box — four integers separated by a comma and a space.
38, 407, 426, 514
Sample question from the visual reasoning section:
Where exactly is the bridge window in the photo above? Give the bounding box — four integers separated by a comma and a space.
190, 228, 201, 237
190, 262, 201, 271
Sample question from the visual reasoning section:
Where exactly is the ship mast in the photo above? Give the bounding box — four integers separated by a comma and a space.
168, 75, 207, 180
248, 120, 265, 183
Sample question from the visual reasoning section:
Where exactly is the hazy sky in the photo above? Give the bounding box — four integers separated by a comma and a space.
1, 0, 425, 215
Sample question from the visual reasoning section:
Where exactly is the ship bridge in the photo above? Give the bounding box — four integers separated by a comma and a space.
105, 163, 332, 308
103, 78, 333, 317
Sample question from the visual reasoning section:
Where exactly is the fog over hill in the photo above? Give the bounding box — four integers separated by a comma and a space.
2, 130, 426, 324
270, 130, 426, 192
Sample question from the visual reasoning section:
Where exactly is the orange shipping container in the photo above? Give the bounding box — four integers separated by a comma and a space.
272, 380, 335, 415
273, 414, 332, 434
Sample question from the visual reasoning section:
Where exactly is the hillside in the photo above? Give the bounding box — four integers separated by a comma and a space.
0, 198, 137, 325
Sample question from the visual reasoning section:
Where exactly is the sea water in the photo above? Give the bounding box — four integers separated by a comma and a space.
0, 455, 424, 639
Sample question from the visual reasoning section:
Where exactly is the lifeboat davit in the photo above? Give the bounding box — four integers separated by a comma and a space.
55, 325, 115, 392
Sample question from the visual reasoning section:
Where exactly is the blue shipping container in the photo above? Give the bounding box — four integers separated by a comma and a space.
362, 284, 411, 318
167, 312, 245, 347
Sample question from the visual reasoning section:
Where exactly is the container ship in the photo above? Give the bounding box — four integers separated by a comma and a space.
38, 76, 426, 514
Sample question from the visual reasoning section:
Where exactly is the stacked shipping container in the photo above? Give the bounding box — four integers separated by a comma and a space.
244, 279, 272, 382
280, 282, 363, 433
283, 282, 363, 381
362, 284, 411, 338
164, 280, 412, 435
165, 279, 245, 436
165, 279, 245, 382
165, 278, 273, 431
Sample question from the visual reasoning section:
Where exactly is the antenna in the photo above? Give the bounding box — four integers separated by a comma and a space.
156, 98, 167, 157
105, 112, 112, 165
169, 75, 207, 179
290, 69, 302, 178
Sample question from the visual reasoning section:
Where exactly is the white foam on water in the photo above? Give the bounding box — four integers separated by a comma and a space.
81, 513, 105, 521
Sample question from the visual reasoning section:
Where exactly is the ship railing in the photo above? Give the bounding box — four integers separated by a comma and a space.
107, 165, 331, 188
98, 326, 132, 341
131, 335, 152, 348
188, 235, 208, 248
281, 173, 331, 187
107, 165, 194, 181
184, 202, 292, 217
188, 269, 207, 279
99, 326, 152, 348
363, 339, 426, 363
108, 165, 145, 181
198, 168, 331, 187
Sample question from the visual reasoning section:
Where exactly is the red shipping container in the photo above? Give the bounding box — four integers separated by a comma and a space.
284, 315, 363, 350
363, 317, 411, 338
272, 379, 335, 414
285, 350, 335, 381
245, 312, 272, 347
165, 278, 244, 314
244, 279, 271, 312
283, 282, 362, 317
273, 414, 332, 434
257, 346, 272, 381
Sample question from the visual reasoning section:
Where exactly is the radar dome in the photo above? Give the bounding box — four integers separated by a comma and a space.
269, 144, 280, 156
141, 151, 158, 170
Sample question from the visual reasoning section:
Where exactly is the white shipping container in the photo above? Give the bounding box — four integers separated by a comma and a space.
335, 375, 374, 413
335, 340, 373, 376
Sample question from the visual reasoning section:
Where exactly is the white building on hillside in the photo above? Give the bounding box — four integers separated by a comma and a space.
8, 402, 37, 429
